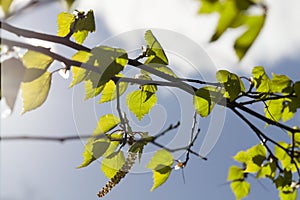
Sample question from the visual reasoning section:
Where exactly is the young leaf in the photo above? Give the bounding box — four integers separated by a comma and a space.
93, 114, 120, 136
216, 70, 245, 101
234, 14, 266, 60
210, 0, 239, 42
230, 180, 250, 200
265, 99, 284, 123
227, 165, 244, 181
0, 0, 13, 15
99, 79, 128, 104
57, 12, 75, 37
72, 10, 95, 44
144, 30, 168, 65
233, 151, 249, 163
147, 149, 174, 191
198, 0, 221, 14
84, 79, 105, 100
126, 89, 157, 121
193, 86, 223, 117
102, 151, 125, 179
64, 0, 76, 9
252, 66, 270, 94
22, 50, 53, 70
77, 138, 110, 168
70, 51, 92, 87
86, 46, 128, 87
21, 71, 52, 113
270, 73, 292, 93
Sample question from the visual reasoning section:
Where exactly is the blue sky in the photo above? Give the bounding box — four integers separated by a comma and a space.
1, 0, 300, 199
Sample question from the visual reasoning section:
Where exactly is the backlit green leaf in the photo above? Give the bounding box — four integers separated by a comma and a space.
99, 78, 128, 103
279, 186, 297, 200
77, 138, 110, 168
198, 0, 221, 14
252, 66, 270, 94
257, 161, 277, 179
102, 151, 125, 179
65, 0, 76, 9
271, 73, 292, 93
216, 70, 245, 101
193, 86, 223, 117
126, 89, 157, 121
230, 180, 250, 200
265, 99, 284, 123
233, 151, 249, 163
21, 71, 52, 113
1, 0, 13, 15
234, 14, 265, 60
70, 51, 92, 87
93, 114, 120, 136
227, 165, 244, 181
72, 10, 95, 44
210, 0, 239, 41
144, 30, 168, 65
86, 46, 128, 87
84, 79, 104, 100
57, 12, 75, 37
22, 50, 53, 70
147, 150, 174, 191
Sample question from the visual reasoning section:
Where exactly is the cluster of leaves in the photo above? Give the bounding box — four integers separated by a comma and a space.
1, 4, 300, 199
198, 0, 267, 60
229, 139, 299, 200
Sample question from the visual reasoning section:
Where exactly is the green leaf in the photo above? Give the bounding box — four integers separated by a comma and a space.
70, 51, 92, 87
233, 144, 266, 173
252, 66, 270, 94
216, 70, 245, 101
144, 30, 168, 65
257, 161, 277, 179
227, 165, 244, 181
86, 46, 128, 87
270, 73, 292, 93
99, 78, 128, 103
230, 180, 250, 200
21, 71, 52, 113
102, 151, 125, 179
274, 142, 300, 172
265, 99, 284, 123
77, 138, 110, 168
103, 131, 123, 157
93, 114, 120, 136
65, 0, 76, 9
210, 0, 239, 42
279, 186, 297, 200
22, 50, 53, 70
147, 149, 174, 191
126, 89, 157, 121
84, 79, 105, 100
234, 14, 266, 60
1, 0, 13, 15
198, 0, 221, 14
193, 86, 223, 117
233, 151, 249, 163
22, 68, 46, 82
57, 12, 75, 37
72, 10, 95, 44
